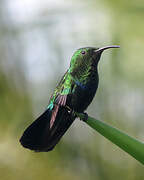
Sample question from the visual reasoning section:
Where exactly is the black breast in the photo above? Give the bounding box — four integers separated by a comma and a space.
67, 80, 99, 113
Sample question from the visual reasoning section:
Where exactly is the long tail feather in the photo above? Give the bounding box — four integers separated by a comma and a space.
20, 107, 75, 152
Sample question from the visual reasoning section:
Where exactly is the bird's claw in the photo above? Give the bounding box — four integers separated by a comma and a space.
80, 112, 88, 122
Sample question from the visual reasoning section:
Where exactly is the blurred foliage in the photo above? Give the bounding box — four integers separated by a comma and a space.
0, 0, 144, 180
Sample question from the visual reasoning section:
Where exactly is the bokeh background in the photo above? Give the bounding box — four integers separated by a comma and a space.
0, 0, 144, 179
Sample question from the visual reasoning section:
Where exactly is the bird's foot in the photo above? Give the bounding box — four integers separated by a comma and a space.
65, 106, 77, 118
80, 112, 88, 122
65, 105, 72, 113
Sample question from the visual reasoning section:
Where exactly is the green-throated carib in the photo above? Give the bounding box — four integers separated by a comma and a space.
20, 45, 120, 152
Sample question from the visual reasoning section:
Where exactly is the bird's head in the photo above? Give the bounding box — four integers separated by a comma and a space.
69, 45, 120, 78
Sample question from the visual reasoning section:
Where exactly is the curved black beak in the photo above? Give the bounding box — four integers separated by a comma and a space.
94, 45, 120, 53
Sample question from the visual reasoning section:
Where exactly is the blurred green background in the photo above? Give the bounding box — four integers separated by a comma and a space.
0, 0, 144, 179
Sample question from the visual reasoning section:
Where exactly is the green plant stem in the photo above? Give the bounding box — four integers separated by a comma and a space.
76, 113, 144, 165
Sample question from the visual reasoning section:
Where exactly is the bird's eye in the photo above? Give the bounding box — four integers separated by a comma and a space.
81, 51, 86, 55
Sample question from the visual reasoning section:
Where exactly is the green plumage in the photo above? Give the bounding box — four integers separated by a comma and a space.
20, 45, 120, 152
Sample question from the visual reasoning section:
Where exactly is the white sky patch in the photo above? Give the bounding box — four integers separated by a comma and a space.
4, 0, 112, 112
7, 0, 74, 23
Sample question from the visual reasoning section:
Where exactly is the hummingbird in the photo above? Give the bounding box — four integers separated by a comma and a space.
20, 45, 120, 152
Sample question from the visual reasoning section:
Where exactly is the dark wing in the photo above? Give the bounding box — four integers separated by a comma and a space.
50, 95, 67, 128
20, 109, 52, 151
20, 73, 76, 152
20, 106, 76, 152
43, 106, 75, 151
